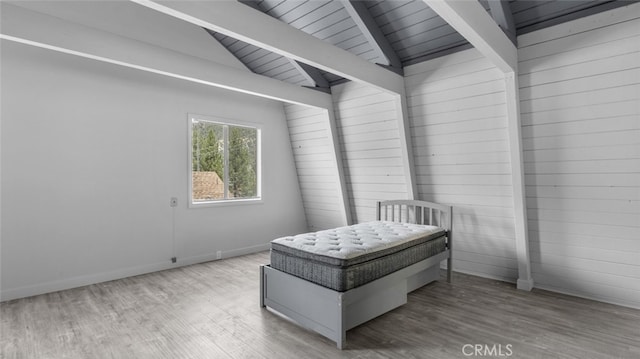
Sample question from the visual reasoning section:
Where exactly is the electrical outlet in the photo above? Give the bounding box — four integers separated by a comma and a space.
171, 257, 177, 263
170, 197, 178, 207
216, 251, 222, 260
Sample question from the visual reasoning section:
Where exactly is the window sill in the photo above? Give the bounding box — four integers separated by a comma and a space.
189, 198, 263, 209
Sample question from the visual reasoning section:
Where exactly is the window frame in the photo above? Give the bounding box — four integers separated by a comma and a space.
188, 114, 262, 208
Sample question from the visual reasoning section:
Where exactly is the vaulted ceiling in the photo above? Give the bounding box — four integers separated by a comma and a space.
2, 0, 631, 99
206, 0, 630, 91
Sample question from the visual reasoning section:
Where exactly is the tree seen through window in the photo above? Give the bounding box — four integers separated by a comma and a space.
191, 118, 259, 202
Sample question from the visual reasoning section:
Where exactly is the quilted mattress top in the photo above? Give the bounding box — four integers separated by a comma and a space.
271, 221, 445, 265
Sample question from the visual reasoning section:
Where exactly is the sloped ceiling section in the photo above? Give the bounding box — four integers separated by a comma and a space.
204, 0, 478, 88
366, 0, 481, 66
203, 0, 630, 90
208, 30, 314, 87
511, 0, 630, 34
258, 0, 382, 63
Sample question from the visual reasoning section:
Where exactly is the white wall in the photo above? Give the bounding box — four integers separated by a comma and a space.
332, 81, 409, 222
518, 5, 640, 308
283, 104, 346, 230
1, 26, 305, 300
405, 49, 519, 282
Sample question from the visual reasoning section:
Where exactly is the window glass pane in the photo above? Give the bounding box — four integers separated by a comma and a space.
228, 126, 258, 199
192, 121, 225, 202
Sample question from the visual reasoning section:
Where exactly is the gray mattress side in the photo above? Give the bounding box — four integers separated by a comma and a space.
270, 235, 447, 292
270, 228, 446, 268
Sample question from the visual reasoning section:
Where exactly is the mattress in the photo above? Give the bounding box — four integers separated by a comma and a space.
270, 221, 447, 292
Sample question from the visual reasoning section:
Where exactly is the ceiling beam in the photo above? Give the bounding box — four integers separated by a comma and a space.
341, 0, 403, 74
423, 0, 517, 73
0, 3, 332, 109
287, 59, 318, 88
290, 60, 331, 91
423, 1, 531, 290
131, 0, 405, 95
237, 0, 331, 91
203, 28, 254, 72
243, 1, 333, 91
202, 27, 329, 92
488, 0, 517, 45
395, 91, 418, 200
323, 107, 353, 226
505, 72, 533, 291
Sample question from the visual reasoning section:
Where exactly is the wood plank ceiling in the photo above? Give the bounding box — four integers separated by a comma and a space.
207, 0, 628, 91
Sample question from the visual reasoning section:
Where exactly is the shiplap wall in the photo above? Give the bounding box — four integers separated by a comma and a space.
332, 81, 408, 222
284, 104, 346, 230
518, 5, 640, 308
283, 3, 639, 309
405, 49, 519, 282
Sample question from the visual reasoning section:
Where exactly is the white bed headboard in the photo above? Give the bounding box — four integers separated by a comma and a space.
376, 200, 453, 233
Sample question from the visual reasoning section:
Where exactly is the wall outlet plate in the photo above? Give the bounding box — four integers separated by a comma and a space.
170, 197, 178, 207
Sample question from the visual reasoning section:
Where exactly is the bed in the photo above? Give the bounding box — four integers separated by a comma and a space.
260, 200, 452, 349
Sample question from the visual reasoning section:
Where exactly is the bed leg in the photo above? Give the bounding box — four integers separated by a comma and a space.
336, 293, 346, 349
447, 257, 453, 283
260, 265, 266, 308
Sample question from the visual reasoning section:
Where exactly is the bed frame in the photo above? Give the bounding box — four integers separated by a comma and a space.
260, 200, 452, 349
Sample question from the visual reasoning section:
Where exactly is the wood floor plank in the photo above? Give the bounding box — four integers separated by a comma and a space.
1, 251, 639, 358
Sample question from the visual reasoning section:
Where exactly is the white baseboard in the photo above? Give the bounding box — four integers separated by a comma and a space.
220, 243, 270, 259
0, 261, 173, 302
533, 283, 640, 311
439, 263, 517, 284
0, 243, 271, 302
440, 264, 638, 310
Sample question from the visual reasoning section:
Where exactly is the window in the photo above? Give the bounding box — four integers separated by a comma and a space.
190, 115, 261, 205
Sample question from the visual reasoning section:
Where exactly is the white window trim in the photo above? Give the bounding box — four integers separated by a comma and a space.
188, 113, 262, 208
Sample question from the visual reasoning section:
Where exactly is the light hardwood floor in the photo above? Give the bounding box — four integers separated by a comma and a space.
1, 251, 639, 358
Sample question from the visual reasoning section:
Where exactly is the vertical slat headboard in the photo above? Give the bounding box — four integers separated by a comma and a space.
377, 199, 454, 283
376, 200, 453, 234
